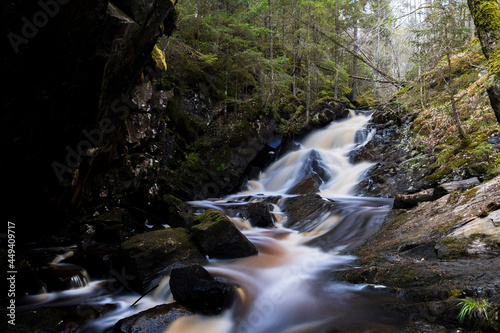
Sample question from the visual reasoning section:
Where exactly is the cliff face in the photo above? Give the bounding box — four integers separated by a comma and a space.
1, 0, 176, 240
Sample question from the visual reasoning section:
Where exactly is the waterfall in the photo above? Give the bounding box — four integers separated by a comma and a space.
26, 113, 405, 332
159, 113, 403, 332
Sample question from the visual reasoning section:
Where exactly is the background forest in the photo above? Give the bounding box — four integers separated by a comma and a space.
159, 0, 474, 114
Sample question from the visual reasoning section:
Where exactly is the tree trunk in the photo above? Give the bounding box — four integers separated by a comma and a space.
268, 0, 274, 103
351, 21, 359, 103
467, 0, 500, 124
334, 0, 340, 99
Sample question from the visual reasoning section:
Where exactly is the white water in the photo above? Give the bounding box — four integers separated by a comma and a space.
246, 115, 373, 196
23, 113, 405, 332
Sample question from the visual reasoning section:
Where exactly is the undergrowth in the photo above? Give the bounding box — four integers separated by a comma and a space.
395, 38, 500, 184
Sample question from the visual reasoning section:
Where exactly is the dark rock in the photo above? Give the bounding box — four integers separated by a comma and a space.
399, 242, 438, 261
114, 302, 193, 333
488, 133, 500, 145
169, 265, 235, 314
284, 100, 349, 137
2, 0, 177, 241
244, 202, 275, 228
281, 193, 330, 231
40, 264, 90, 292
191, 209, 257, 259
158, 194, 195, 228
299, 149, 331, 182
115, 228, 207, 292
287, 173, 323, 195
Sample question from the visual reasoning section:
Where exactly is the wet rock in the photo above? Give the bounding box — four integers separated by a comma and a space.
169, 265, 236, 314
300, 150, 332, 183
39, 263, 90, 292
244, 202, 275, 228
281, 193, 330, 231
114, 302, 193, 333
287, 173, 323, 195
115, 228, 207, 292
191, 209, 258, 259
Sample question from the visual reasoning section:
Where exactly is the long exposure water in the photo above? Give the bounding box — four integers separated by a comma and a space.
20, 112, 407, 332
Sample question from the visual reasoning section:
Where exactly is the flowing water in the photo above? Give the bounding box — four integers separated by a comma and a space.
20, 113, 407, 332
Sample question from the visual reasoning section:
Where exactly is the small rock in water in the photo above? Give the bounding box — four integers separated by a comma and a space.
244, 201, 275, 228
287, 173, 323, 195
191, 209, 258, 259
169, 265, 235, 314
114, 302, 193, 333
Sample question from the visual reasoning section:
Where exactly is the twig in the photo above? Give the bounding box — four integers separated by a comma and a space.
131, 284, 160, 307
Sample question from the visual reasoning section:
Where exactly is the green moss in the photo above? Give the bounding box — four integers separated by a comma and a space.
489, 48, 500, 75
449, 289, 465, 299
462, 187, 480, 201
437, 237, 471, 259
121, 228, 193, 255
152, 44, 167, 72
473, 0, 500, 31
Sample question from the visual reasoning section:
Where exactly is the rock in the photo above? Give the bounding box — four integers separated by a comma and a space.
2, 0, 177, 241
244, 202, 275, 228
40, 263, 90, 292
114, 302, 193, 333
286, 150, 331, 195
115, 228, 207, 292
158, 194, 195, 229
191, 210, 258, 259
169, 265, 235, 314
287, 173, 323, 195
284, 100, 349, 137
281, 193, 329, 231
339, 175, 500, 332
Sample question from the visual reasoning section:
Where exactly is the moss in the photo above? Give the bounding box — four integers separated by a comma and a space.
121, 228, 193, 256
489, 48, 500, 76
462, 187, 480, 201
449, 289, 466, 299
152, 44, 167, 72
472, 0, 500, 32
436, 237, 471, 259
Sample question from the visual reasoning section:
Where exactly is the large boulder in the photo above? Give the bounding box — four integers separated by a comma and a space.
114, 302, 193, 333
169, 265, 235, 314
115, 228, 207, 292
2, 0, 177, 241
191, 209, 258, 259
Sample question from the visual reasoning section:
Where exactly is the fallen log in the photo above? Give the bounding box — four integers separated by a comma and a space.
393, 177, 480, 209
434, 177, 480, 198
393, 188, 436, 209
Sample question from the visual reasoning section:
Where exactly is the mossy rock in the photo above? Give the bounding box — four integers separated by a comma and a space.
435, 237, 471, 259
159, 194, 194, 228
191, 209, 258, 259
117, 228, 207, 292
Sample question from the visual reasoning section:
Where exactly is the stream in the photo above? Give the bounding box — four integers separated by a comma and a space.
20, 112, 408, 332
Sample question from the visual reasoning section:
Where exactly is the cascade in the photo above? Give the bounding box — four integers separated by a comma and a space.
22, 112, 406, 332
